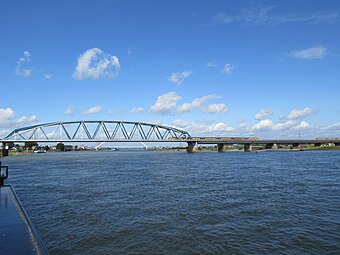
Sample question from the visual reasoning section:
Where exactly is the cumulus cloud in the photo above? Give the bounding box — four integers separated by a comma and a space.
252, 119, 312, 131
172, 119, 235, 135
73, 48, 120, 80
151, 93, 228, 115
82, 105, 102, 114
290, 46, 327, 59
172, 119, 190, 128
130, 107, 144, 113
204, 104, 229, 114
287, 107, 315, 119
221, 64, 234, 75
168, 70, 193, 85
16, 51, 32, 77
294, 121, 311, 129
252, 119, 299, 131
150, 92, 181, 115
204, 122, 235, 132
64, 105, 75, 115
255, 109, 272, 120
252, 119, 274, 131
178, 95, 220, 113
0, 107, 37, 128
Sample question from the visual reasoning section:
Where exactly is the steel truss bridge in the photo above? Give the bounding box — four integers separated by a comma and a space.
1, 120, 339, 153
1, 120, 191, 143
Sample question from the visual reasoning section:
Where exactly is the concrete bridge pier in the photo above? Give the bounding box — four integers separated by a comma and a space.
217, 143, 225, 152
292, 143, 300, 148
244, 143, 252, 152
1, 143, 9, 157
187, 141, 198, 153
265, 143, 279, 149
265, 143, 273, 149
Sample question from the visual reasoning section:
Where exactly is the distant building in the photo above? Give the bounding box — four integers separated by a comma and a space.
64, 145, 75, 151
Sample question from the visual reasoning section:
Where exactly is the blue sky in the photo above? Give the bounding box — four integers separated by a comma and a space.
1, 0, 340, 139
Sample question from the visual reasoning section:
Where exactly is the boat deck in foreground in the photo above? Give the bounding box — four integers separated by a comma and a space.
0, 185, 49, 254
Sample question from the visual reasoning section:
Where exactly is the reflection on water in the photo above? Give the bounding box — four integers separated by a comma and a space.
3, 150, 340, 254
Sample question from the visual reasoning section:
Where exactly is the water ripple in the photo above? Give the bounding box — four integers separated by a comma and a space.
3, 150, 340, 254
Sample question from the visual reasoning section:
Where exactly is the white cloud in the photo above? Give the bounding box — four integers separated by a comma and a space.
291, 46, 327, 59
271, 120, 297, 131
320, 122, 340, 130
252, 119, 274, 130
172, 119, 235, 135
128, 48, 134, 56
64, 105, 75, 115
252, 119, 298, 131
252, 118, 313, 131
178, 95, 220, 113
0, 130, 10, 138
204, 122, 235, 132
287, 107, 315, 119
221, 64, 234, 75
73, 48, 120, 80
211, 7, 338, 26
238, 120, 248, 129
44, 73, 53, 79
82, 105, 102, 114
0, 107, 37, 128
204, 104, 229, 114
211, 13, 234, 24
172, 119, 189, 128
151, 93, 227, 115
294, 121, 311, 129
130, 107, 144, 113
16, 51, 32, 77
255, 109, 272, 120
168, 70, 193, 85
206, 62, 217, 68
150, 92, 181, 115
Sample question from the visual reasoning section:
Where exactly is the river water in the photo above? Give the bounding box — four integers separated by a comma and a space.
3, 150, 339, 254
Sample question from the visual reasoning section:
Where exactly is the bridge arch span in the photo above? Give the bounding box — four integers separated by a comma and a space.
2, 120, 191, 142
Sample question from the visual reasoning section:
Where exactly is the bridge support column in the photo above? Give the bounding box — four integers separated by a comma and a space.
244, 143, 252, 152
314, 143, 321, 147
217, 143, 225, 152
292, 143, 300, 148
265, 143, 274, 149
186, 142, 198, 153
1, 143, 9, 157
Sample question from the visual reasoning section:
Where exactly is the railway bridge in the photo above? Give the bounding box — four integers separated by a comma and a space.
1, 120, 339, 155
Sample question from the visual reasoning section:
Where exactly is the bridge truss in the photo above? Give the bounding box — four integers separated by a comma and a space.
2, 121, 191, 142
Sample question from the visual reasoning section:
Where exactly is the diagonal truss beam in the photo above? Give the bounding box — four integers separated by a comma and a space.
2, 120, 191, 142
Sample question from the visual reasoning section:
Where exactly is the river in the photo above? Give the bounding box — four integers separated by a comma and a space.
3, 150, 339, 254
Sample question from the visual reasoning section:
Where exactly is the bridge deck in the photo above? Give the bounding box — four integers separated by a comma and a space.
0, 185, 49, 255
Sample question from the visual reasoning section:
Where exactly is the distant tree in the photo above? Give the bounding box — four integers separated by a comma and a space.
6, 142, 15, 149
56, 142, 65, 151
44, 145, 50, 151
24, 141, 38, 150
